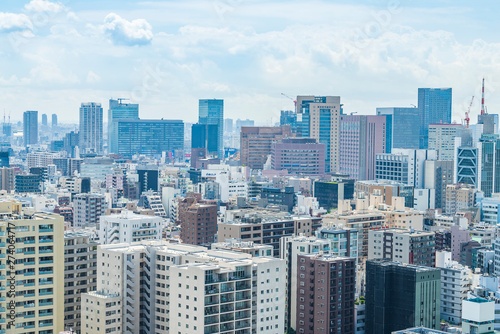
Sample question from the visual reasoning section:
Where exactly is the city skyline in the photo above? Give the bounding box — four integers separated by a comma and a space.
1, 0, 500, 123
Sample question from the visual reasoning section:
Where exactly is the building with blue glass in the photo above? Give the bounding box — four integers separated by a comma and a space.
376, 107, 420, 152
23, 110, 38, 147
418, 88, 452, 149
199, 99, 224, 158
115, 119, 184, 158
191, 123, 219, 156
108, 98, 139, 153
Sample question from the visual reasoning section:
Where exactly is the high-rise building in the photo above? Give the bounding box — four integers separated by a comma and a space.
73, 193, 106, 228
478, 134, 500, 197
368, 228, 436, 268
418, 88, 452, 149
377, 107, 420, 151
41, 113, 48, 126
79, 102, 103, 154
240, 126, 292, 169
428, 123, 463, 160
224, 118, 233, 133
271, 138, 325, 175
23, 110, 38, 146
296, 254, 356, 334
15, 173, 41, 193
99, 210, 164, 244
0, 200, 65, 333
64, 230, 98, 333
0, 150, 9, 168
0, 167, 15, 191
365, 259, 441, 334
191, 123, 219, 156
339, 114, 387, 180
424, 160, 454, 209
108, 98, 139, 153
280, 110, 299, 133
445, 183, 479, 215
180, 204, 217, 246
199, 99, 224, 158
296, 95, 342, 172
52, 113, 57, 127
137, 166, 159, 195
113, 119, 184, 158
63, 130, 79, 158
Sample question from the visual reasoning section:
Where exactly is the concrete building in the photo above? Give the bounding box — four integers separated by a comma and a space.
271, 138, 326, 175
80, 157, 115, 181
211, 238, 273, 257
462, 298, 495, 334
356, 179, 414, 208
445, 183, 479, 215
296, 95, 342, 172
0, 200, 65, 333
15, 173, 41, 193
219, 209, 322, 256
424, 160, 454, 209
240, 125, 292, 169
428, 123, 463, 160
0, 167, 15, 192
365, 259, 441, 334
64, 230, 98, 333
296, 254, 356, 334
99, 210, 164, 244
79, 102, 103, 154
23, 110, 38, 146
481, 195, 500, 225
339, 114, 387, 180
81, 241, 285, 334
73, 193, 106, 228
368, 228, 436, 268
59, 176, 91, 195
316, 226, 359, 259
180, 203, 217, 246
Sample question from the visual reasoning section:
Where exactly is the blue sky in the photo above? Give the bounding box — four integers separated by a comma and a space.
1, 0, 500, 124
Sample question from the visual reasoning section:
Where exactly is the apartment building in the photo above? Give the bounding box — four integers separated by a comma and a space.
73, 193, 106, 228
99, 210, 164, 244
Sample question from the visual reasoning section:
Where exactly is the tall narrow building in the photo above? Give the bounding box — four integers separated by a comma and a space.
79, 102, 103, 154
107, 98, 139, 153
418, 88, 452, 149
23, 110, 38, 147
199, 99, 224, 158
365, 259, 441, 334
296, 96, 342, 172
52, 113, 58, 127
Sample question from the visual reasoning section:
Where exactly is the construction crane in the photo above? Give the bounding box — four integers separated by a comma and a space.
281, 93, 297, 107
465, 96, 474, 128
481, 78, 486, 115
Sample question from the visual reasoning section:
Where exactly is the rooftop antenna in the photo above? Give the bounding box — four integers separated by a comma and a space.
481, 78, 486, 115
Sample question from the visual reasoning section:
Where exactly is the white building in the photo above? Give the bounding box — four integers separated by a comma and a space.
99, 210, 164, 244
462, 298, 495, 334
428, 123, 463, 161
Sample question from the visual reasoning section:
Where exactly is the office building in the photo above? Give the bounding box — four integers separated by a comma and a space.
428, 123, 462, 160
81, 241, 285, 334
52, 113, 57, 126
23, 110, 38, 146
0, 200, 65, 333
375, 149, 437, 189
296, 95, 342, 172
63, 131, 79, 158
418, 88, 452, 149
15, 173, 41, 193
261, 186, 296, 212
114, 119, 184, 158
191, 123, 219, 158
180, 204, 217, 246
64, 230, 98, 333
108, 98, 139, 153
296, 254, 356, 334
445, 183, 479, 215
270, 138, 325, 175
73, 193, 106, 227
356, 179, 414, 208
218, 209, 322, 256
313, 179, 355, 211
199, 99, 224, 158
41, 113, 48, 126
58, 176, 91, 195
0, 167, 14, 191
240, 126, 292, 169
377, 107, 420, 151
280, 110, 299, 133
462, 298, 495, 334
479, 134, 500, 196
365, 259, 441, 334
99, 210, 164, 244
79, 102, 103, 154
80, 157, 114, 181
137, 166, 159, 195
339, 114, 387, 180
368, 229, 436, 268
424, 160, 454, 209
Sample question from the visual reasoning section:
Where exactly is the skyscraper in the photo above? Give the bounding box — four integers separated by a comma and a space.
376, 107, 420, 151
79, 102, 103, 154
365, 259, 441, 334
418, 88, 452, 149
23, 110, 38, 147
199, 99, 224, 158
108, 98, 139, 153
296, 95, 342, 172
51, 113, 57, 127
41, 113, 48, 126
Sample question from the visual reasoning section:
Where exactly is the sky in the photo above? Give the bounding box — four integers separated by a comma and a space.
1, 0, 500, 125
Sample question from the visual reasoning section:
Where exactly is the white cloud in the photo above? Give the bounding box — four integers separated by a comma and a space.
0, 12, 32, 32
25, 0, 65, 13
102, 13, 153, 46
86, 71, 100, 83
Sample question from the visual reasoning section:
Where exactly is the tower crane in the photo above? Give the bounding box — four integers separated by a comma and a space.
465, 96, 474, 128
281, 93, 297, 107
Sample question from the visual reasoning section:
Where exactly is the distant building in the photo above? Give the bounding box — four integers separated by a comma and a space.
0, 167, 15, 192
428, 123, 462, 160
180, 204, 217, 246
99, 210, 164, 244
377, 107, 420, 151
271, 137, 326, 175
137, 166, 159, 195
418, 88, 452, 149
41, 113, 48, 126
23, 110, 38, 146
240, 125, 292, 169
199, 99, 224, 158
365, 259, 441, 334
15, 173, 41, 193
261, 186, 296, 212
108, 98, 139, 153
313, 179, 355, 211
79, 102, 103, 154
73, 193, 106, 228
52, 113, 57, 126
445, 183, 479, 215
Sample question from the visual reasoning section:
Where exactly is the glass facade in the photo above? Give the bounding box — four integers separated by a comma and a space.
418, 88, 452, 149
191, 123, 219, 155
377, 107, 419, 151
108, 99, 139, 153
116, 119, 184, 158
199, 99, 224, 158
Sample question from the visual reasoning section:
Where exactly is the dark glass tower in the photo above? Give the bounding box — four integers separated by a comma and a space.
418, 88, 452, 149
199, 99, 223, 158
108, 98, 139, 153
23, 110, 38, 147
